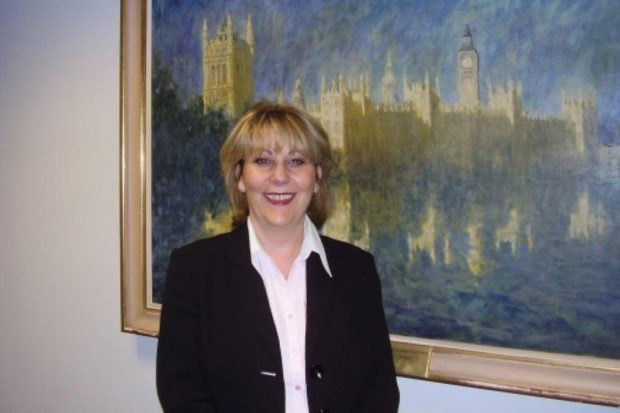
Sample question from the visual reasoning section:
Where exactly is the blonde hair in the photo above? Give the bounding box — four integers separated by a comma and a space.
220, 101, 333, 228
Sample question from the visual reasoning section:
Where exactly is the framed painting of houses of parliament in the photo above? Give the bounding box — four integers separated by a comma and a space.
120, 0, 620, 405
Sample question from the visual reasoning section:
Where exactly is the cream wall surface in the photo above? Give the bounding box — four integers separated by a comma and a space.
0, 1, 617, 412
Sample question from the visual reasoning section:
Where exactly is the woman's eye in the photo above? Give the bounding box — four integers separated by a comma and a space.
253, 157, 272, 166
289, 158, 306, 167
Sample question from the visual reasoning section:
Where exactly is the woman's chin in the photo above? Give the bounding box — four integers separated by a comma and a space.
260, 214, 304, 229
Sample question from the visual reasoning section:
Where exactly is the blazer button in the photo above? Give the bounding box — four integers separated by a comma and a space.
318, 409, 331, 413
309, 364, 325, 380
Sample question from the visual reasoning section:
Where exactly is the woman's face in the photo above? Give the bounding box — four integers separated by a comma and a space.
238, 141, 320, 233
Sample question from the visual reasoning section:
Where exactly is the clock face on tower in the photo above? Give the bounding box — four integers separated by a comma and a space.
461, 56, 473, 69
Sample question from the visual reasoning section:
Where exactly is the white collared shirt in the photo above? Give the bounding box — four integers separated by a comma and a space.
247, 215, 332, 413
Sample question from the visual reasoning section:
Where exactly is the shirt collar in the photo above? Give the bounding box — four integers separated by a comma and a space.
247, 215, 333, 277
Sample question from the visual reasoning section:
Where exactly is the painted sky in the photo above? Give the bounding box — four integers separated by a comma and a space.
153, 0, 620, 142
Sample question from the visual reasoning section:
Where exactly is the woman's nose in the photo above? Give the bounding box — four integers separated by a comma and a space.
270, 162, 289, 184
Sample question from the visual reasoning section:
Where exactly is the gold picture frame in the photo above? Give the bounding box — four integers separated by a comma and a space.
120, 0, 160, 335
120, 0, 620, 405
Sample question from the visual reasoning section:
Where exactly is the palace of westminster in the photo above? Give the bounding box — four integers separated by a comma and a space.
200, 14, 618, 273
201, 15, 599, 158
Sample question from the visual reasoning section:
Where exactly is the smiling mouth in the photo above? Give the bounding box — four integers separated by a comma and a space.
264, 193, 295, 204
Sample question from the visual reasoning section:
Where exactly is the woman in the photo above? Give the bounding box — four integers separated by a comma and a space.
156, 101, 399, 413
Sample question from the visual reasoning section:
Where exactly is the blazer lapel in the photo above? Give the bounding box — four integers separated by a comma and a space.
305, 250, 336, 356
224, 225, 282, 366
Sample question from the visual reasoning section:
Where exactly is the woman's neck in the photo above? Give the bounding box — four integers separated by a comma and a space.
251, 219, 304, 278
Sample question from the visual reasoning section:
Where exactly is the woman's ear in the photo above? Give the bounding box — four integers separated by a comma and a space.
314, 165, 322, 193
236, 163, 246, 193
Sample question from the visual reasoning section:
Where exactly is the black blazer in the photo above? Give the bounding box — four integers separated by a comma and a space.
156, 224, 399, 413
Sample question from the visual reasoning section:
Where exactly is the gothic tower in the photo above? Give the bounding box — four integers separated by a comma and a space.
381, 49, 397, 104
202, 14, 255, 118
563, 96, 598, 157
319, 74, 346, 151
458, 24, 480, 108
292, 79, 306, 109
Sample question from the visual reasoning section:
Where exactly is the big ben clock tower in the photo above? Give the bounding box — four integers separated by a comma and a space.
458, 24, 480, 108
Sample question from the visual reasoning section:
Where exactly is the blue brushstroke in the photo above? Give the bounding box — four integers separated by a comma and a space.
151, 0, 620, 358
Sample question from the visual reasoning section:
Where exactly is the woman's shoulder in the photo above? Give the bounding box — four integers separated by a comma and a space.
172, 228, 240, 260
319, 235, 380, 291
320, 234, 374, 262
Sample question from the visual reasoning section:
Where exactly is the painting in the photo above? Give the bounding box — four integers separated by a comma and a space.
121, 0, 620, 404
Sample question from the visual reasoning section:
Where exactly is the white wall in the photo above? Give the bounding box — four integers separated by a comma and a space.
0, 1, 617, 412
